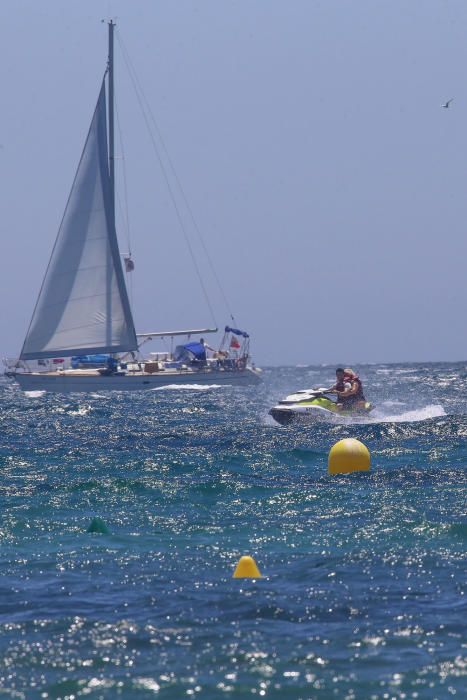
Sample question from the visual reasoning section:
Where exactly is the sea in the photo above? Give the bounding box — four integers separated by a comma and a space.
0, 363, 465, 699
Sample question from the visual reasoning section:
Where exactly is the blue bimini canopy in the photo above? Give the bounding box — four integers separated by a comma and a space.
174, 342, 206, 363
225, 326, 249, 338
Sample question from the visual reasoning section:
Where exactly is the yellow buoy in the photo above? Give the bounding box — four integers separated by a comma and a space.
233, 555, 262, 578
328, 438, 370, 474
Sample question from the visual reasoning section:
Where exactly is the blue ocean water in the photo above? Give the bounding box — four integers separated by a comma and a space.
0, 363, 465, 699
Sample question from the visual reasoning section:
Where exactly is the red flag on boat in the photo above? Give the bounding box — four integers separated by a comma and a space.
52, 358, 64, 364
230, 336, 241, 349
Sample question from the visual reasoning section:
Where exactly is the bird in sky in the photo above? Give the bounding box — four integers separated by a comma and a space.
441, 99, 453, 108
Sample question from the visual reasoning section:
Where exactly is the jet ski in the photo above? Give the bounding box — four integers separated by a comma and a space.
269, 388, 373, 425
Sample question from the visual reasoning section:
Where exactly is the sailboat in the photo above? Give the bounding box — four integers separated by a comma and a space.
11, 22, 261, 393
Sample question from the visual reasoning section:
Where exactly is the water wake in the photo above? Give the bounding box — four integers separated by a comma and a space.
360, 403, 446, 424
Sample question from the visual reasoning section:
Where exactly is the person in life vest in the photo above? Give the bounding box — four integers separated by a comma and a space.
335, 368, 367, 411
324, 367, 367, 411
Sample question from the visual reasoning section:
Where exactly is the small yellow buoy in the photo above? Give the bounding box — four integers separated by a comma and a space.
233, 555, 262, 578
328, 438, 370, 474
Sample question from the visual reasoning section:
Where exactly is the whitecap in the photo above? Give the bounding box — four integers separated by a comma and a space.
364, 404, 446, 424
68, 405, 92, 416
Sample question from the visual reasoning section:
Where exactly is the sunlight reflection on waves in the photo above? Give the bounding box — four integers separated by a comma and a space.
1, 363, 465, 699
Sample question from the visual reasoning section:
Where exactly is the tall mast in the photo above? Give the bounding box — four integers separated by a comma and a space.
108, 19, 116, 222
107, 19, 116, 349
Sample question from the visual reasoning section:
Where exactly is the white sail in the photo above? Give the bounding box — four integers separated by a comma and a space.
20, 81, 137, 360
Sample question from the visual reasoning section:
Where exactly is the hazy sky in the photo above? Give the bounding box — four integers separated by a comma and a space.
2, 0, 467, 366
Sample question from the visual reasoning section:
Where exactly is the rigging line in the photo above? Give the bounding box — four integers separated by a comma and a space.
114, 98, 132, 256
116, 33, 217, 329
116, 33, 234, 325
118, 33, 236, 325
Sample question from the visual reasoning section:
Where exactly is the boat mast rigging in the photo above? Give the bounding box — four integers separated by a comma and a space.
115, 30, 239, 329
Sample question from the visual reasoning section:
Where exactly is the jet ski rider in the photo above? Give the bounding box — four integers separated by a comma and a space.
324, 368, 367, 412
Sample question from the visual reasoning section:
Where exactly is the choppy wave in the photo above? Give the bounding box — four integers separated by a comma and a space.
23, 389, 46, 398
0, 362, 466, 698
67, 404, 92, 416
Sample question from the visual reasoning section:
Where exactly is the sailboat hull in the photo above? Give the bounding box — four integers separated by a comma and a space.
14, 366, 262, 393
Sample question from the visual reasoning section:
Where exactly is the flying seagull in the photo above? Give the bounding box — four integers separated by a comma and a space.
441, 99, 453, 108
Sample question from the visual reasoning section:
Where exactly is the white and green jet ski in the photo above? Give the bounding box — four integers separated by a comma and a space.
269, 388, 373, 425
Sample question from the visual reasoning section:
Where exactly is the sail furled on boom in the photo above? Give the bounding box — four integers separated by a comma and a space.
20, 80, 137, 360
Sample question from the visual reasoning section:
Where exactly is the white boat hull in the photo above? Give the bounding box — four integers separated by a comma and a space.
14, 366, 262, 393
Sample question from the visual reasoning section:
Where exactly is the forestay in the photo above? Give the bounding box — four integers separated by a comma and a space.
20, 80, 137, 360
